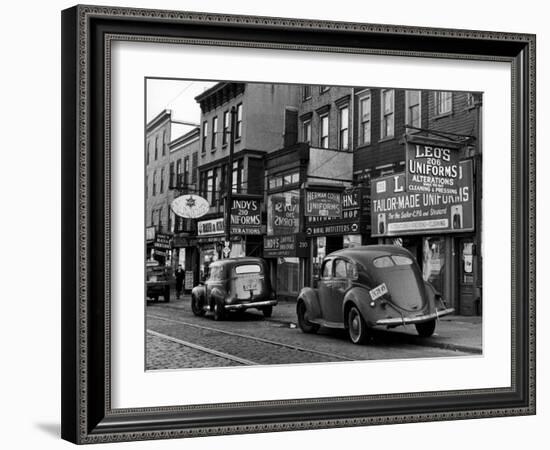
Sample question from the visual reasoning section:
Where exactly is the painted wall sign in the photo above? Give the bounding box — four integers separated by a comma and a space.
267, 190, 300, 235
371, 160, 474, 237
171, 194, 210, 219
405, 142, 460, 195
263, 233, 309, 258
305, 191, 342, 217
197, 217, 225, 236
230, 197, 262, 235
154, 233, 172, 250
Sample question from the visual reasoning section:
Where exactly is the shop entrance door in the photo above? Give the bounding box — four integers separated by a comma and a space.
458, 239, 480, 316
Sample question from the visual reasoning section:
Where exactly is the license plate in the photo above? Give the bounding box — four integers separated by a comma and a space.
242, 279, 259, 291
369, 283, 388, 300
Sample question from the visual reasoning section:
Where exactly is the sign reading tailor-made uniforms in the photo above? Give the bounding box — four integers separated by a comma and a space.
305, 191, 341, 217
267, 190, 300, 235
230, 197, 261, 235
406, 142, 460, 195
371, 160, 474, 237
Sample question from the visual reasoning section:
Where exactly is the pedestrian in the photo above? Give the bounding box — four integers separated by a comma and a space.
175, 264, 184, 299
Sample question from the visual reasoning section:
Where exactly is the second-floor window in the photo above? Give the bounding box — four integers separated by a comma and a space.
319, 114, 329, 148
435, 91, 453, 115
160, 168, 164, 193
232, 160, 244, 193
184, 156, 189, 186
302, 85, 312, 100
192, 152, 198, 184
406, 90, 421, 129
212, 116, 218, 150
235, 104, 243, 140
162, 132, 166, 156
381, 89, 395, 139
154, 137, 158, 160
152, 170, 157, 196
359, 94, 371, 145
169, 162, 174, 188
176, 159, 182, 186
206, 169, 215, 204
302, 119, 311, 144
202, 121, 208, 153
319, 86, 330, 94
223, 111, 229, 145
338, 105, 349, 150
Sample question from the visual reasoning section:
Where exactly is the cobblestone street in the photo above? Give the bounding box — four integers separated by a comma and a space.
146, 296, 479, 370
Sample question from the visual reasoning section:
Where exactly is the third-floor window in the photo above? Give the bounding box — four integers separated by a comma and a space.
235, 104, 243, 139
319, 114, 329, 149
223, 111, 229, 145
302, 119, 311, 145
212, 116, 218, 150
435, 91, 453, 115
338, 105, 349, 150
359, 94, 371, 145
406, 90, 421, 129
381, 89, 395, 139
202, 121, 208, 153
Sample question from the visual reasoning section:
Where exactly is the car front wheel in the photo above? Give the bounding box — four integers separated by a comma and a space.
347, 306, 369, 344
262, 306, 273, 318
297, 301, 319, 334
415, 319, 436, 337
191, 295, 205, 317
213, 301, 226, 321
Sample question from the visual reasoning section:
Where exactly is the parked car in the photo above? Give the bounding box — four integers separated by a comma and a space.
146, 260, 173, 302
191, 257, 277, 320
297, 245, 454, 344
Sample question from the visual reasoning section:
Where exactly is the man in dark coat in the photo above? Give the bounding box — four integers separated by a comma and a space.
175, 264, 185, 299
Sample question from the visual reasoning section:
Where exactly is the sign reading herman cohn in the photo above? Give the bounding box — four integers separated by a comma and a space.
405, 142, 460, 195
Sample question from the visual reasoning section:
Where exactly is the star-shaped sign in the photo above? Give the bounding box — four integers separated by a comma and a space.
186, 196, 196, 208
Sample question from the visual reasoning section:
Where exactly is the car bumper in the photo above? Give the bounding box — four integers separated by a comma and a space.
375, 308, 455, 326
224, 300, 278, 311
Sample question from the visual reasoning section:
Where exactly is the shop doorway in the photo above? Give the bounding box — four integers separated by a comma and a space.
457, 238, 480, 315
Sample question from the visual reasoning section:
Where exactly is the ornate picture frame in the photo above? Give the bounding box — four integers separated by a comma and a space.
61, 5, 535, 444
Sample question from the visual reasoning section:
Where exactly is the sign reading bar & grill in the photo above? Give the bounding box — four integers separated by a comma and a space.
371, 160, 474, 237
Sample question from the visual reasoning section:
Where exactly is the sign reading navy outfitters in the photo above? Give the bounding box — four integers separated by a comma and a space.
263, 234, 309, 258
371, 160, 474, 237
305, 191, 341, 217
305, 187, 370, 236
406, 141, 460, 195
230, 197, 261, 235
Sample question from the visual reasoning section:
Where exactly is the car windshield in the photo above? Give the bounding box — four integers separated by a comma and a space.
235, 264, 262, 274
373, 255, 414, 268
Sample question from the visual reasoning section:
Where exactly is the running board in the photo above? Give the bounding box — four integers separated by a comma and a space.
309, 318, 346, 329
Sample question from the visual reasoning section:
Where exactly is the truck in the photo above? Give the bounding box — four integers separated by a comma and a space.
146, 260, 173, 302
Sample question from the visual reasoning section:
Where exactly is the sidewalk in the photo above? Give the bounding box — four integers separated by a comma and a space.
271, 300, 482, 354
160, 295, 482, 354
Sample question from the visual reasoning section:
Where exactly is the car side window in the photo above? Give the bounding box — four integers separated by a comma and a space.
334, 259, 347, 278
321, 259, 333, 278
346, 261, 358, 279
208, 266, 221, 281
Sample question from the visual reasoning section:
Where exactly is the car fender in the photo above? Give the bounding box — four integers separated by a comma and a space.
191, 285, 206, 302
297, 287, 321, 320
342, 286, 374, 327
424, 280, 444, 313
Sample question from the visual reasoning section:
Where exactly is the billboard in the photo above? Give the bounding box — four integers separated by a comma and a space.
371, 160, 474, 237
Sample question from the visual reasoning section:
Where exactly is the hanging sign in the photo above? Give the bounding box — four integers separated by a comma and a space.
171, 194, 210, 219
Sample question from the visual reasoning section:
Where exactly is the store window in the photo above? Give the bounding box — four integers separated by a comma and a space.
276, 257, 300, 296
422, 236, 446, 294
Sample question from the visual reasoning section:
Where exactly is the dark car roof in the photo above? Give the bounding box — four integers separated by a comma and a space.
326, 245, 416, 266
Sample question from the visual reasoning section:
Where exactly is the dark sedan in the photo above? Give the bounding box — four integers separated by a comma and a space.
191, 257, 277, 321
297, 245, 454, 344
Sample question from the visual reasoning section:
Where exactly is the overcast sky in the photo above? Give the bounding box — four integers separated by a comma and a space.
146, 78, 216, 138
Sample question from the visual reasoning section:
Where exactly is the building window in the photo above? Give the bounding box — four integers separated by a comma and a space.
152, 170, 157, 196
319, 86, 330, 94
232, 160, 244, 193
406, 90, 421, 129
211, 116, 218, 150
184, 156, 189, 187
169, 162, 174, 188
222, 111, 229, 145
162, 132, 166, 156
381, 89, 395, 139
302, 85, 312, 101
319, 114, 329, 148
435, 91, 453, 115
338, 105, 349, 150
206, 169, 214, 204
146, 143, 150, 165
176, 159, 182, 187
235, 104, 243, 140
154, 137, 158, 160
466, 92, 476, 108
160, 168, 164, 193
202, 121, 208, 153
302, 119, 311, 144
359, 94, 371, 145
191, 152, 198, 184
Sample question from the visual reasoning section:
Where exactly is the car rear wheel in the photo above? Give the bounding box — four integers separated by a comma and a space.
297, 301, 319, 334
262, 306, 273, 318
191, 295, 205, 317
213, 301, 226, 321
347, 306, 369, 344
415, 319, 436, 337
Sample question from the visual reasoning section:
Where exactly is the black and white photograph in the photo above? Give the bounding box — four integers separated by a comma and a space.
144, 79, 483, 370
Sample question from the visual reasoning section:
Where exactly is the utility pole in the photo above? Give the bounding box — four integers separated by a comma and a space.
224, 106, 237, 256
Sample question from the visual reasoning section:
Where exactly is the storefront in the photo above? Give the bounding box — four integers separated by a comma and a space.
370, 142, 481, 315
305, 186, 371, 284
172, 234, 199, 293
